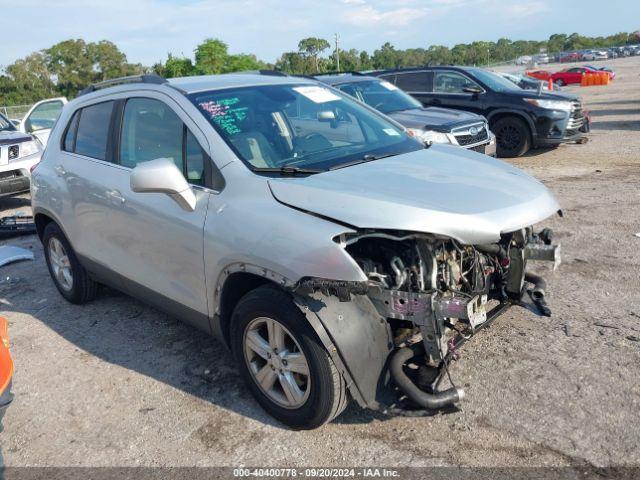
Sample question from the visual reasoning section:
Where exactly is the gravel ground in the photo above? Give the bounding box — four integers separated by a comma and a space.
0, 56, 638, 471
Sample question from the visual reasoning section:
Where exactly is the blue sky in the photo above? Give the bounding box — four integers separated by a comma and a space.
1, 0, 638, 68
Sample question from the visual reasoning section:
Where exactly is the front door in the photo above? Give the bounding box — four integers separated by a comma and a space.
21, 97, 67, 145
429, 71, 485, 115
59, 95, 211, 329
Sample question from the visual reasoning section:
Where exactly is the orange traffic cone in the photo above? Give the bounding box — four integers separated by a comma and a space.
548, 79, 553, 90
580, 74, 587, 86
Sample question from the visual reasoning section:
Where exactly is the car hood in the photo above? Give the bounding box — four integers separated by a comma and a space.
0, 130, 32, 145
268, 145, 560, 245
387, 107, 484, 131
517, 88, 578, 102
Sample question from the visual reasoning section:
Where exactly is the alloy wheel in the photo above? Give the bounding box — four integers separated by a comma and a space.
243, 317, 311, 409
497, 124, 522, 151
48, 237, 73, 291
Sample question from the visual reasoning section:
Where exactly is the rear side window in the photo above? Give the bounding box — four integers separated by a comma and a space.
63, 111, 80, 152
73, 102, 114, 160
394, 72, 433, 92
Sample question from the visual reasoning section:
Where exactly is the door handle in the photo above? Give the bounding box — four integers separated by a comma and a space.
106, 189, 126, 204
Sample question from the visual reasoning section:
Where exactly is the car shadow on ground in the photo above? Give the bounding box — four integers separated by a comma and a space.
0, 196, 31, 211
590, 120, 640, 131
521, 146, 560, 158
588, 99, 640, 106
589, 107, 640, 117
2, 240, 403, 429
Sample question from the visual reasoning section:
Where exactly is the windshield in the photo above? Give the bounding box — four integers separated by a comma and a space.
335, 79, 422, 114
189, 83, 422, 172
470, 69, 523, 93
0, 113, 16, 132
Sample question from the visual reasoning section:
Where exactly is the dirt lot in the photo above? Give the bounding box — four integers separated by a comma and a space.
0, 56, 639, 471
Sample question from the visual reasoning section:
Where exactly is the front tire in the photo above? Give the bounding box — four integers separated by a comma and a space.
230, 285, 348, 429
493, 116, 531, 158
43, 223, 97, 304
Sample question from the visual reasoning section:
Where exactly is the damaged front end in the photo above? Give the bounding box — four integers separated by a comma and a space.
296, 226, 560, 414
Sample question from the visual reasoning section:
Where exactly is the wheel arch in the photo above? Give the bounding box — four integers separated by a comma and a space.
34, 207, 68, 242
213, 265, 392, 410
216, 269, 276, 348
487, 109, 535, 137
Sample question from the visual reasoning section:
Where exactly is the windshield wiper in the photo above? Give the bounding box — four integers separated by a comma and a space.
252, 166, 324, 176
329, 152, 400, 171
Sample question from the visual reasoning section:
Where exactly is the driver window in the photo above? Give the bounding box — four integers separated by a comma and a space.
120, 98, 183, 170
434, 72, 480, 94
119, 98, 205, 185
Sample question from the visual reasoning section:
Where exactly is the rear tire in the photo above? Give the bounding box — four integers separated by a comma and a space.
554, 79, 565, 87
43, 223, 97, 304
493, 116, 531, 158
230, 285, 348, 429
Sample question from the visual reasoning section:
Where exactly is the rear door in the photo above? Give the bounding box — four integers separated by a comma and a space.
58, 94, 212, 329
20, 97, 67, 144
386, 71, 435, 106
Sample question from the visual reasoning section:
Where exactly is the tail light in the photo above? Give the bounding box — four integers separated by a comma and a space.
30, 162, 39, 174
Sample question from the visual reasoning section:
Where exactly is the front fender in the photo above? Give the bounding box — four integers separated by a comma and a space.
294, 292, 394, 409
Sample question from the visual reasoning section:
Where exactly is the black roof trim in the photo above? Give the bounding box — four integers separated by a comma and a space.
371, 65, 474, 76
78, 74, 168, 96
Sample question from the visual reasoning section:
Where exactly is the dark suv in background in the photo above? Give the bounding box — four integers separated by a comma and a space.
374, 66, 586, 157
315, 73, 495, 156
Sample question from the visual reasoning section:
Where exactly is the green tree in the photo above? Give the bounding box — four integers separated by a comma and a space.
162, 54, 195, 78
2, 52, 56, 104
372, 42, 399, 69
425, 45, 452, 65
45, 39, 94, 97
87, 40, 128, 81
194, 38, 229, 75
223, 53, 264, 73
298, 37, 331, 73
275, 51, 308, 74
359, 51, 373, 70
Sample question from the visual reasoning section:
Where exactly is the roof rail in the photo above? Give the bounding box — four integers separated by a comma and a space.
314, 71, 366, 77
78, 74, 168, 96
257, 70, 288, 77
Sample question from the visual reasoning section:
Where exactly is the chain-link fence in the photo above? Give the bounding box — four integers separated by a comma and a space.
0, 104, 32, 121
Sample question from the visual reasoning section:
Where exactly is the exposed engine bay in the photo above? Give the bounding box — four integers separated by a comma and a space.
320, 227, 561, 412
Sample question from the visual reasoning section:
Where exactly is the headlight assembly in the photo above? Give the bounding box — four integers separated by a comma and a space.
524, 99, 573, 111
407, 128, 456, 145
17, 139, 42, 159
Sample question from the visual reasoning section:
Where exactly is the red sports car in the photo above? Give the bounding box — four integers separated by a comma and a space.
526, 70, 552, 81
551, 67, 615, 86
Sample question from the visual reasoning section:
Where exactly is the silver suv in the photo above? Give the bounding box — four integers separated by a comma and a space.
32, 73, 561, 429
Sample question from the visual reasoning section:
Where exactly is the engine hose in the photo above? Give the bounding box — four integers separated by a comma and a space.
524, 271, 546, 300
389, 346, 465, 410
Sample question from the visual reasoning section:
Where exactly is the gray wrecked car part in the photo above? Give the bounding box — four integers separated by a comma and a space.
0, 216, 37, 238
0, 246, 34, 267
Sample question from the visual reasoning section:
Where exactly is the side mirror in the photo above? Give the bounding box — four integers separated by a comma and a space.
463, 86, 483, 94
130, 158, 196, 212
317, 111, 336, 122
